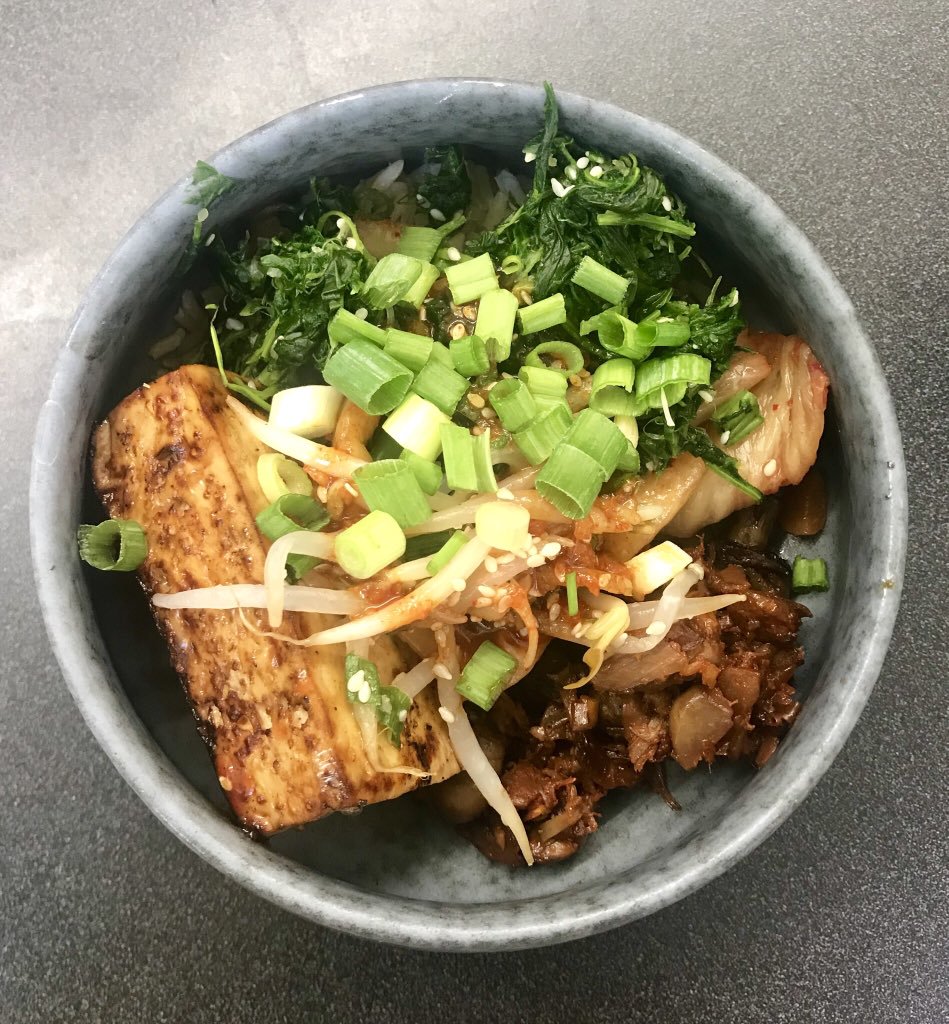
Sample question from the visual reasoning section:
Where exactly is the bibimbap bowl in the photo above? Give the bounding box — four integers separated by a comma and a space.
30, 79, 906, 951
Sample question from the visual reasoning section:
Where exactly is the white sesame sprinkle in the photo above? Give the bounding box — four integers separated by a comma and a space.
548, 155, 557, 167
450, 322, 468, 340
347, 670, 365, 693
345, 237, 359, 249
698, 389, 714, 402
480, 407, 496, 420
549, 603, 561, 622
445, 246, 462, 262
763, 459, 777, 477
646, 621, 667, 636
550, 178, 567, 197
576, 156, 590, 169
661, 196, 673, 212
485, 556, 498, 573
526, 554, 546, 569
498, 552, 516, 565
335, 217, 347, 231
468, 393, 486, 409
541, 542, 562, 560
204, 233, 216, 246
358, 680, 372, 703
524, 151, 536, 163
720, 430, 731, 445
354, 307, 368, 320
398, 709, 409, 722
344, 482, 358, 497
438, 706, 456, 723
430, 208, 446, 222
564, 165, 578, 181
589, 165, 604, 178
496, 487, 515, 501
433, 662, 452, 680
451, 578, 467, 592
478, 585, 496, 598
225, 318, 244, 331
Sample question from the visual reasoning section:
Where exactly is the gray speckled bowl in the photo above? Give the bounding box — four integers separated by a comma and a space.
30, 80, 906, 951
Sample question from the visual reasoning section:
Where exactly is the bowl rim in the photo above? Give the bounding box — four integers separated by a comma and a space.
30, 77, 907, 952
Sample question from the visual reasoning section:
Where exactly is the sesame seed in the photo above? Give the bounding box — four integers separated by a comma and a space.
517, 626, 528, 637
398, 709, 408, 722
524, 151, 536, 163
345, 237, 359, 250
496, 487, 514, 500
549, 603, 561, 622
478, 585, 496, 598
763, 459, 777, 477
433, 662, 452, 680
498, 552, 516, 564
354, 307, 368, 320
430, 208, 446, 222
541, 542, 562, 559
358, 681, 372, 703
661, 196, 673, 212
438, 706, 456, 723
347, 670, 365, 693
445, 246, 462, 262
646, 621, 667, 636
204, 233, 216, 246
589, 165, 604, 178
548, 155, 557, 167
451, 578, 467, 592
344, 482, 358, 497
526, 554, 545, 568
218, 776, 233, 792
468, 393, 486, 409
450, 323, 468, 340
568, 374, 582, 388
698, 389, 714, 402
550, 178, 567, 197
225, 318, 244, 331
475, 596, 492, 608
576, 156, 590, 169
335, 217, 347, 231
480, 407, 496, 420
720, 430, 731, 445
419, 307, 428, 321
564, 165, 578, 181
485, 556, 498, 573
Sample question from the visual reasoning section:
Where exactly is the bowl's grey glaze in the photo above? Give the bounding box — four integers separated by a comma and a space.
30, 79, 906, 952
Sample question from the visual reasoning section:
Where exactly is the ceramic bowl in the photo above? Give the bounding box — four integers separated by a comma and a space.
30, 80, 906, 951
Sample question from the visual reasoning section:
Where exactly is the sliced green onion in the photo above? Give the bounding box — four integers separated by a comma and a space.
426, 531, 469, 574
397, 226, 442, 262
562, 408, 628, 480
268, 385, 344, 439
335, 510, 406, 579
344, 653, 410, 745
500, 254, 523, 276
589, 359, 638, 416
412, 354, 469, 415
533, 395, 572, 417
513, 402, 573, 464
571, 256, 630, 304
635, 354, 712, 409
445, 252, 499, 304
579, 305, 622, 337
792, 556, 829, 593
256, 493, 329, 580
353, 460, 432, 529
361, 253, 424, 309
256, 453, 312, 504
488, 377, 538, 433
322, 338, 413, 415
712, 390, 765, 446
617, 444, 641, 473
441, 423, 498, 492
400, 448, 443, 495
401, 261, 440, 308
450, 334, 490, 377
403, 529, 454, 561
525, 341, 584, 376
474, 288, 518, 360
382, 393, 450, 460
517, 293, 566, 334
384, 328, 433, 373
327, 308, 387, 348
518, 365, 568, 398
455, 641, 517, 711
565, 571, 579, 616
535, 445, 604, 520
635, 319, 691, 348
475, 501, 530, 552
428, 342, 453, 367
615, 414, 639, 448
77, 519, 147, 572
596, 211, 696, 238
597, 312, 655, 362
368, 428, 403, 462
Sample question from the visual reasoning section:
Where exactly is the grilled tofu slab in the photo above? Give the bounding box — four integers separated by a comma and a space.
91, 364, 458, 834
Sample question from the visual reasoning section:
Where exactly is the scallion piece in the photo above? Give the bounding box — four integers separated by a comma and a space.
562, 408, 628, 480
792, 556, 829, 593
401, 261, 440, 308
525, 340, 584, 376
428, 342, 453, 367
268, 385, 343, 440
397, 226, 442, 263
474, 289, 518, 360
596, 211, 696, 238
412, 354, 469, 415
579, 305, 622, 337
571, 256, 630, 304
344, 653, 410, 745
589, 358, 638, 417
77, 519, 148, 572
440, 423, 498, 492
353, 460, 432, 529
518, 364, 568, 398
361, 253, 424, 309
444, 252, 499, 304
513, 402, 573, 464
712, 390, 765, 446
565, 571, 579, 616
426, 531, 469, 574
403, 529, 454, 561
256, 453, 312, 505
617, 443, 641, 473
368, 428, 403, 462
255, 493, 329, 580
488, 377, 538, 433
382, 393, 450, 461
384, 328, 433, 373
517, 292, 566, 334
455, 641, 517, 711
535, 444, 604, 520
597, 311, 655, 362
475, 501, 530, 552
635, 354, 712, 409
327, 308, 387, 348
400, 448, 443, 495
335, 510, 406, 579
635, 318, 691, 348
322, 338, 413, 415
450, 333, 490, 377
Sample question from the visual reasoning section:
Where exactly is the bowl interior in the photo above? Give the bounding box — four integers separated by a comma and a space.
37, 81, 904, 947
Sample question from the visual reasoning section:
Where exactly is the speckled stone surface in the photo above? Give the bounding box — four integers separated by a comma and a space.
2, 0, 947, 1019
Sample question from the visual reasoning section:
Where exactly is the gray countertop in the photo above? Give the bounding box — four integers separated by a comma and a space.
2, 2, 946, 1021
